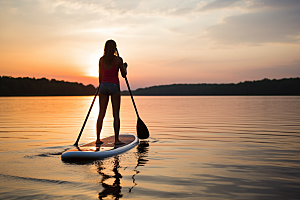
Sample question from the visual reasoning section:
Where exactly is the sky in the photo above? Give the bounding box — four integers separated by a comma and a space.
1, 0, 300, 90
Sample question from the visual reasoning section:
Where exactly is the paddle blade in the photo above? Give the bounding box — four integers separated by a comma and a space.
137, 118, 149, 139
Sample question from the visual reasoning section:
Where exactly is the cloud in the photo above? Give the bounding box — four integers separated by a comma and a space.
44, 0, 143, 14
168, 7, 194, 16
238, 60, 300, 80
42, 0, 199, 18
205, 8, 300, 45
200, 0, 300, 45
246, 0, 300, 10
198, 0, 242, 12
198, 0, 300, 12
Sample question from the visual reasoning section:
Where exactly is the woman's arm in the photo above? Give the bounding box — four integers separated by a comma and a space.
119, 57, 127, 78
99, 58, 103, 84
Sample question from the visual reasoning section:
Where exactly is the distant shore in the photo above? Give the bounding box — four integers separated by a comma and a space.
0, 76, 96, 96
1, 76, 299, 96
121, 77, 300, 96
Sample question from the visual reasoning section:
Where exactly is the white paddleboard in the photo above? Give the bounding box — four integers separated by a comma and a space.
61, 133, 138, 161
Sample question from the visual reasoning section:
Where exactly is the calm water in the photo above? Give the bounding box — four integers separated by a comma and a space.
0, 96, 300, 200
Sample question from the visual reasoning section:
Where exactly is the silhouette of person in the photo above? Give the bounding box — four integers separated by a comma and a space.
96, 40, 127, 145
97, 156, 123, 200
96, 141, 150, 199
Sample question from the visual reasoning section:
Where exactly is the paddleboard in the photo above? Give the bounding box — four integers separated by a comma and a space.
61, 133, 138, 161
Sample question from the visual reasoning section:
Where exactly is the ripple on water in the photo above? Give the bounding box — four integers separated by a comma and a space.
0, 96, 300, 199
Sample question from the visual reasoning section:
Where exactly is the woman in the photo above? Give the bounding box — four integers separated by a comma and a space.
96, 40, 127, 145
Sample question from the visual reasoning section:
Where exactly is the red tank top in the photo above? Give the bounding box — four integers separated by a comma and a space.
101, 61, 119, 85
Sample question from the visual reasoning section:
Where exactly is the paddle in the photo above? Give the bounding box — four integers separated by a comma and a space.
74, 86, 100, 146
117, 49, 149, 139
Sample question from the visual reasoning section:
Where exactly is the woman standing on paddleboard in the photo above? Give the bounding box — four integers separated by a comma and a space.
96, 40, 127, 145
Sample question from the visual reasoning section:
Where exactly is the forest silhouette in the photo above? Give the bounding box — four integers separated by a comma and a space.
0, 76, 95, 96
122, 77, 300, 95
1, 76, 299, 96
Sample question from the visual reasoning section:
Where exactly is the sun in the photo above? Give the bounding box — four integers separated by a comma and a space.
86, 53, 100, 77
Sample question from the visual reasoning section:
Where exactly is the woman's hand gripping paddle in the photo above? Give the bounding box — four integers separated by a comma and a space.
117, 49, 149, 139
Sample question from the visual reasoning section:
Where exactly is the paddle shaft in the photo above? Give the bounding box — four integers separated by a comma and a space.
74, 86, 100, 146
125, 77, 140, 118
116, 49, 140, 118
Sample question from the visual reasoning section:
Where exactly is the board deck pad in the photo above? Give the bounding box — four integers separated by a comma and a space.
75, 134, 135, 152
61, 133, 138, 161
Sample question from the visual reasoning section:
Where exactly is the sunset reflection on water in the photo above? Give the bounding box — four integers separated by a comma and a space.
0, 96, 299, 199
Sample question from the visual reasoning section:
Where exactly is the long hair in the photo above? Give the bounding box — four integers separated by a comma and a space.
103, 40, 117, 65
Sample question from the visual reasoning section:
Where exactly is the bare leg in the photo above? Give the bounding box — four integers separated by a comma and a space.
96, 94, 109, 144
111, 92, 124, 145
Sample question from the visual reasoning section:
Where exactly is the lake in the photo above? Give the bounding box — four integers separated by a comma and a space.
0, 96, 299, 199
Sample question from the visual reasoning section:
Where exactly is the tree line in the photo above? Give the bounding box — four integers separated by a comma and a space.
1, 76, 299, 96
0, 76, 96, 96
121, 78, 300, 95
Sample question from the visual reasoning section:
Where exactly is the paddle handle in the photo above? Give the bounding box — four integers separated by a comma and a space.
125, 77, 140, 118
74, 86, 100, 146
116, 49, 140, 118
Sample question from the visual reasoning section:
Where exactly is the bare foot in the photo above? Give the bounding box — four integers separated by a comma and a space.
115, 140, 125, 145
96, 139, 103, 144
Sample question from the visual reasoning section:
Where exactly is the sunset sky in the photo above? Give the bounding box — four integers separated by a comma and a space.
1, 0, 300, 90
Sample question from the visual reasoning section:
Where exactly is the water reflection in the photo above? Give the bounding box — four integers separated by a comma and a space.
95, 141, 149, 199
130, 141, 149, 192
1, 96, 299, 199
96, 156, 123, 199
135, 141, 150, 168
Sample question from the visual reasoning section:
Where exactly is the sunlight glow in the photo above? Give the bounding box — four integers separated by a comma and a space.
86, 53, 100, 77
1, 0, 299, 89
